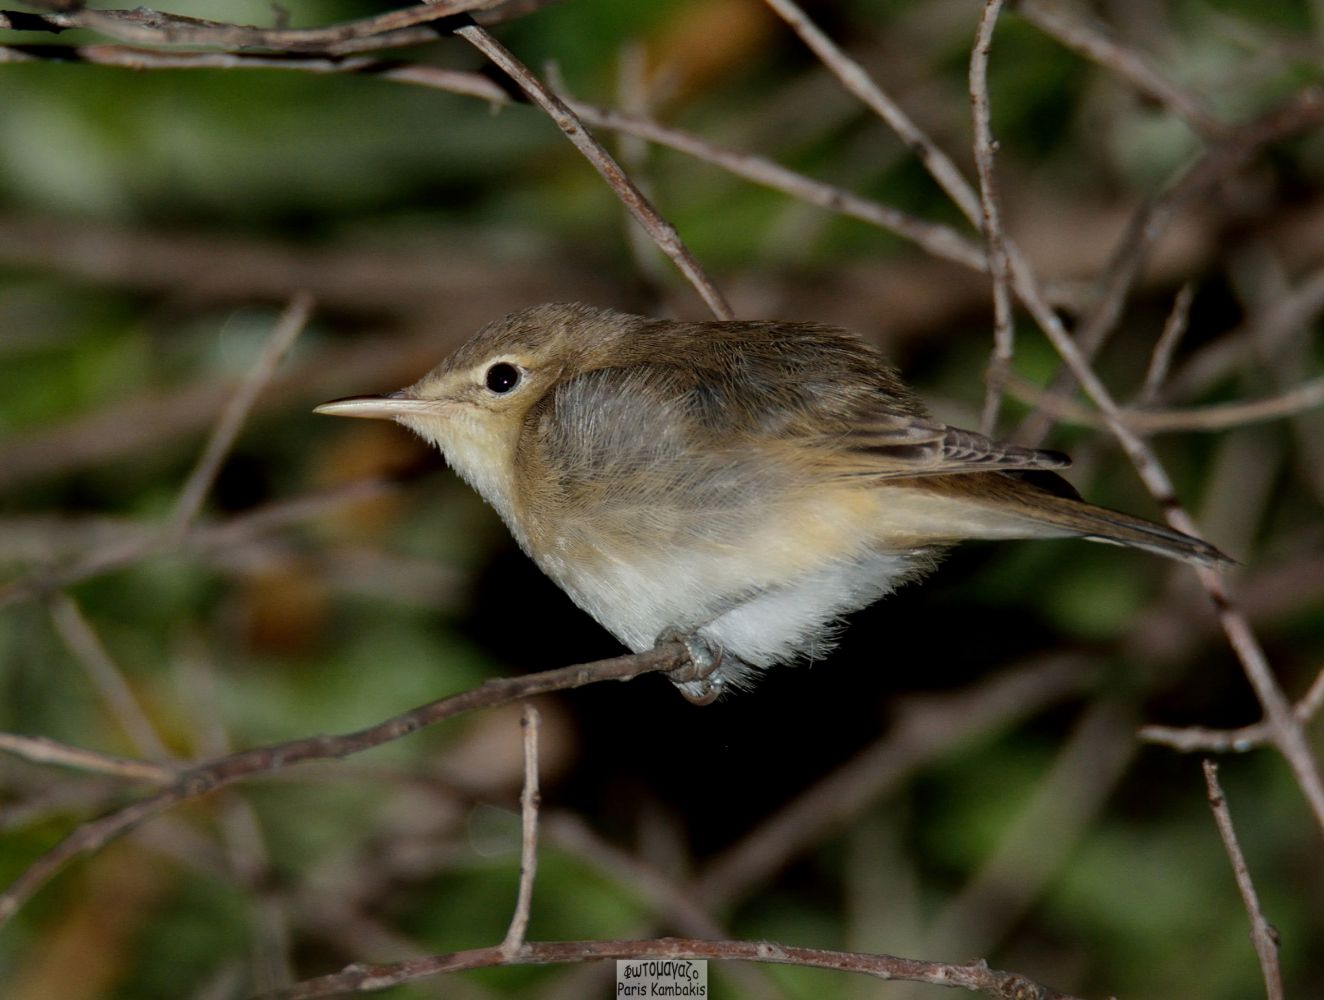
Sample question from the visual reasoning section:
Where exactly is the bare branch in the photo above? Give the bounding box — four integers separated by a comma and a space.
168, 292, 312, 538
1011, 0, 1225, 138
994, 195, 1324, 834
1140, 666, 1324, 753
5, 1, 502, 52
1004, 371, 1324, 434
1016, 86, 1324, 445
0, 46, 988, 273
762, 0, 981, 224
454, 23, 733, 320
0, 733, 177, 783
48, 592, 172, 761
500, 704, 541, 959
969, 0, 1014, 436
0, 644, 687, 927
1202, 761, 1283, 1000
265, 937, 1087, 1000
1138, 282, 1196, 405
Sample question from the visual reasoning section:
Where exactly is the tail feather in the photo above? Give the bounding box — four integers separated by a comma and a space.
1045, 498, 1232, 566
905, 471, 1233, 567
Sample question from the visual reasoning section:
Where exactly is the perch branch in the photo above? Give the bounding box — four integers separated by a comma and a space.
1202, 761, 1283, 1000
0, 644, 686, 927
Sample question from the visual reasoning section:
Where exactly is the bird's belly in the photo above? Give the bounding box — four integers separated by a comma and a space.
530, 487, 932, 675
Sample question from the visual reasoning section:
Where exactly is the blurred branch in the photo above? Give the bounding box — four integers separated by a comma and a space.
1016, 86, 1324, 445
922, 701, 1137, 957
1004, 371, 1324, 434
2, 1, 503, 52
265, 937, 1086, 1000
0, 733, 176, 783
1137, 282, 1196, 406
969, 0, 1014, 436
1009, 0, 1225, 138
1202, 761, 1283, 1000
0, 644, 688, 927
168, 292, 312, 537
48, 592, 171, 761
453, 22, 733, 320
762, 0, 981, 223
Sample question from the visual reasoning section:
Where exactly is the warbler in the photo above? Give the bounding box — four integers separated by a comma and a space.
316, 302, 1228, 703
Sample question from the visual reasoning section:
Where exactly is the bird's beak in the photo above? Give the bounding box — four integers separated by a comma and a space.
313, 391, 435, 421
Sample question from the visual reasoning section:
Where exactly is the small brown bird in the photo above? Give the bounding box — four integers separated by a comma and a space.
316, 302, 1228, 702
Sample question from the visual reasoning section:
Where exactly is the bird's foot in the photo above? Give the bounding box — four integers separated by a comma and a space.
657, 630, 726, 705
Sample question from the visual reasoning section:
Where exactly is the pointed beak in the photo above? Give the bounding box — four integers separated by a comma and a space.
313, 391, 435, 421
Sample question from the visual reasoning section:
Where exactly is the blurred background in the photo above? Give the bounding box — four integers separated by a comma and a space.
1, 1, 1323, 998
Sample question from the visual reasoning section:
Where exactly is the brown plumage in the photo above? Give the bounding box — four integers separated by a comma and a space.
317, 302, 1229, 701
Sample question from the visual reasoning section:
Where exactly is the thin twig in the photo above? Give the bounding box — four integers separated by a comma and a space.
6, 1, 502, 52
500, 704, 541, 959
763, 0, 981, 224
1001, 226, 1324, 835
48, 592, 172, 761
1140, 665, 1324, 752
1016, 87, 1324, 445
969, 0, 1014, 437
1201, 761, 1283, 1000
1138, 282, 1197, 405
1011, 0, 1225, 138
454, 22, 733, 320
1003, 371, 1324, 434
0, 644, 687, 927
1, 479, 393, 610
0, 733, 177, 783
263, 937, 1086, 1000
0, 45, 989, 274
168, 292, 313, 538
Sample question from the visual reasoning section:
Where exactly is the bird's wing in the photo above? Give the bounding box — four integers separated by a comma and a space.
824, 410, 1073, 480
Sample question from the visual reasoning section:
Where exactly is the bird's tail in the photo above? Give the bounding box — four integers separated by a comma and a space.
1026, 494, 1231, 566
908, 471, 1233, 567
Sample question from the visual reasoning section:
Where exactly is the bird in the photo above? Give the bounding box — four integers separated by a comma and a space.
315, 302, 1228, 703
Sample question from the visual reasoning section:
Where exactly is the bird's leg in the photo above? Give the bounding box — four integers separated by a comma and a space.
656, 629, 726, 705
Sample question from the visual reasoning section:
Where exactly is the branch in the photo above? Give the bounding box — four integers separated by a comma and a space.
969, 0, 1014, 436
500, 704, 541, 958
1202, 761, 1283, 1000
3, 1, 502, 52
1140, 666, 1324, 753
1003, 371, 1324, 435
763, 0, 981, 224
0, 733, 176, 783
453, 22, 733, 320
1137, 282, 1196, 405
265, 937, 1087, 1000
1016, 86, 1324, 445
0, 45, 989, 274
0, 644, 687, 927
1010, 0, 1225, 138
168, 292, 312, 537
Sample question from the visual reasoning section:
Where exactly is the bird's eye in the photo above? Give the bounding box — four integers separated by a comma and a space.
484, 362, 521, 394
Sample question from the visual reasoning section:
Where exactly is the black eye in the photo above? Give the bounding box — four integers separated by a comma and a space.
484, 362, 521, 394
